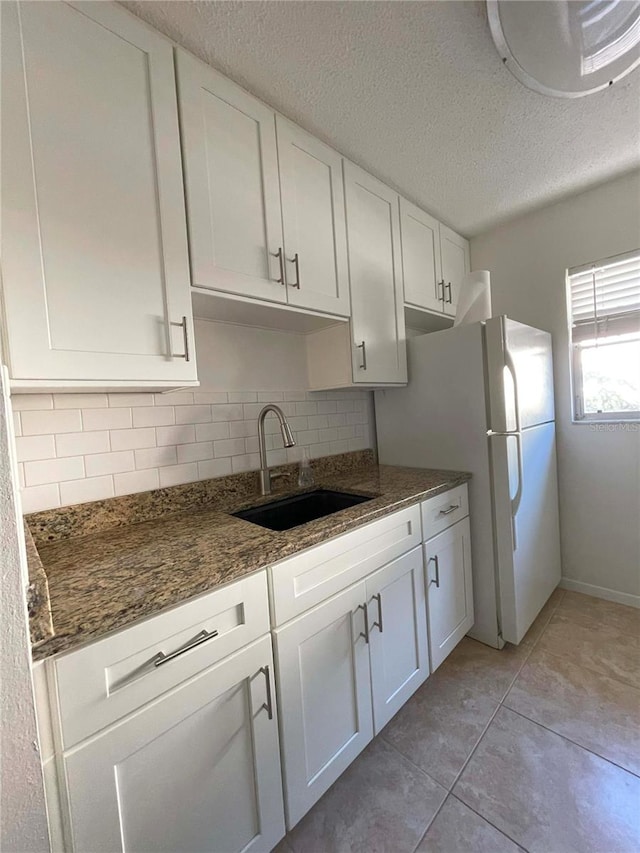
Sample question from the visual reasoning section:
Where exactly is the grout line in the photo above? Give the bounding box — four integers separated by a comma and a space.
449, 697, 504, 792
448, 595, 566, 792
501, 705, 640, 781
447, 591, 640, 851
448, 793, 529, 852
448, 654, 535, 790
410, 792, 450, 853
379, 733, 448, 792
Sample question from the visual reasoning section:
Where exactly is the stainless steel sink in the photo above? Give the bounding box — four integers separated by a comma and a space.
232, 489, 374, 531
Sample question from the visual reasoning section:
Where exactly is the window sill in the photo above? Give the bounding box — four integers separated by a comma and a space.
572, 417, 640, 429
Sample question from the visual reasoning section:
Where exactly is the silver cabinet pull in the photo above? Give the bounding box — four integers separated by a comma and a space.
154, 628, 219, 668
371, 593, 383, 633
446, 282, 453, 304
438, 280, 445, 303
170, 316, 190, 362
288, 252, 300, 288
428, 555, 440, 588
439, 504, 459, 516
272, 248, 285, 285
112, 627, 219, 691
357, 340, 367, 370
259, 665, 274, 720
357, 603, 370, 644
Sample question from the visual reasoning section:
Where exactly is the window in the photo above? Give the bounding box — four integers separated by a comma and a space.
568, 249, 640, 421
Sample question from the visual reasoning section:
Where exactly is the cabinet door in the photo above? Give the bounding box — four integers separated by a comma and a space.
277, 117, 350, 317
367, 547, 429, 732
63, 636, 285, 853
1, 1, 196, 386
344, 163, 407, 384
399, 198, 443, 314
274, 582, 373, 828
176, 50, 285, 305
439, 224, 470, 318
424, 517, 474, 671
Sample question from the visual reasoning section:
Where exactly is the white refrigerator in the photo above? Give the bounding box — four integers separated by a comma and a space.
375, 315, 562, 649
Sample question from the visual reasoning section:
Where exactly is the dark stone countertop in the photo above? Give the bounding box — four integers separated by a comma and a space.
29, 458, 470, 661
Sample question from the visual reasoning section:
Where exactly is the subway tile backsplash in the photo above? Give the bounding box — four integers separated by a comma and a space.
12, 389, 374, 513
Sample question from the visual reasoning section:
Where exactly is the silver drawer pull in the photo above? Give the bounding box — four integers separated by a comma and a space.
110, 628, 219, 692
154, 628, 219, 668
439, 504, 459, 516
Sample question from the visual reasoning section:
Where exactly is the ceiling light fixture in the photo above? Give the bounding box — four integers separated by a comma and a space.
487, 0, 640, 97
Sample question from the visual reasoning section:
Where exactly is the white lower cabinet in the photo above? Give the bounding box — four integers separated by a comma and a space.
62, 635, 284, 853
37, 493, 473, 850
274, 546, 430, 828
424, 516, 474, 671
41, 572, 285, 853
367, 547, 429, 731
273, 581, 374, 829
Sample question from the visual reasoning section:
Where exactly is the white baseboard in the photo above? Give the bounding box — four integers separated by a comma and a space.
560, 577, 640, 609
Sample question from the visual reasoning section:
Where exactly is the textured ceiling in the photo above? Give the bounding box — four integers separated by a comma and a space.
121, 0, 640, 236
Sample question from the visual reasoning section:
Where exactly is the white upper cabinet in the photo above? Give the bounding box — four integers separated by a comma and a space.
276, 117, 350, 316
176, 59, 350, 319
399, 199, 443, 314
1, 1, 197, 389
439, 224, 471, 317
306, 163, 408, 389
344, 163, 407, 384
399, 199, 470, 321
176, 50, 285, 305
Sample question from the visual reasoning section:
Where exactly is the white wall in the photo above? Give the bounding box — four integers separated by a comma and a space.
0, 368, 49, 852
194, 319, 311, 390
11, 320, 375, 513
471, 171, 640, 606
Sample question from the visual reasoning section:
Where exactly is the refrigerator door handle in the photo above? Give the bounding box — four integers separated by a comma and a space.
511, 431, 523, 550
503, 344, 524, 522
503, 344, 522, 433
498, 427, 525, 521
488, 429, 523, 551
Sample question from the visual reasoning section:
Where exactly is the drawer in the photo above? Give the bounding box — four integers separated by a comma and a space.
421, 483, 469, 541
269, 504, 421, 626
53, 571, 269, 750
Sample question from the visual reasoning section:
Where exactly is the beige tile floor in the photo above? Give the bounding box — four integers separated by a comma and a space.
276, 588, 640, 853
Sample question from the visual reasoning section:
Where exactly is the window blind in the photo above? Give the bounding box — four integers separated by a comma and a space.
569, 249, 640, 343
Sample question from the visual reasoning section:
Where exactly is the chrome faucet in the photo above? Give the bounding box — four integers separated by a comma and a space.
258, 404, 296, 495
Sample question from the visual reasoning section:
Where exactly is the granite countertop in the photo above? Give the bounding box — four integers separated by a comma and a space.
24, 522, 54, 648
28, 456, 470, 661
